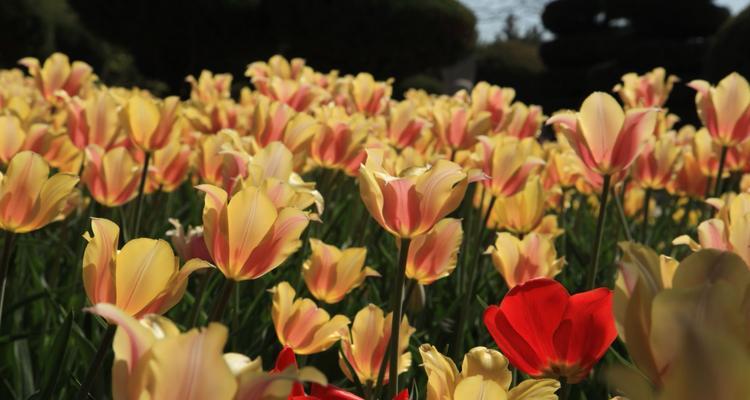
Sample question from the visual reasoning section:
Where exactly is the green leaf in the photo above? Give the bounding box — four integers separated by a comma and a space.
29, 312, 73, 399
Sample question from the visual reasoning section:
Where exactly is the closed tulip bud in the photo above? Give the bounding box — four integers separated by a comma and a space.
419, 344, 560, 400
126, 92, 180, 151
82, 145, 141, 207
19, 53, 93, 100
270, 281, 350, 354
547, 92, 657, 176
488, 176, 546, 234
484, 279, 616, 383
473, 135, 544, 197
405, 218, 463, 285
488, 232, 564, 288
688, 72, 750, 146
358, 149, 475, 238
82, 218, 210, 318
614, 67, 678, 108
302, 239, 379, 304
632, 133, 681, 190
339, 304, 415, 386
197, 183, 309, 281
0, 151, 78, 233
470, 81, 516, 130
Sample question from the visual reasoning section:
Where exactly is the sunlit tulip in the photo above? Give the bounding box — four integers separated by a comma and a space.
149, 139, 191, 192
547, 92, 657, 176
614, 67, 678, 108
470, 82, 515, 130
623, 185, 656, 220
632, 133, 681, 190
349, 73, 391, 116
488, 232, 564, 288
166, 218, 212, 263
82, 145, 141, 207
88, 303, 238, 400
495, 102, 545, 138
488, 176, 546, 233
385, 100, 427, 149
302, 239, 379, 304
248, 97, 318, 167
197, 183, 309, 281
0, 114, 36, 164
691, 127, 721, 177
59, 89, 122, 150
255, 76, 322, 112
195, 129, 250, 193
186, 70, 232, 105
270, 281, 350, 354
688, 72, 750, 146
0, 151, 78, 233
473, 135, 544, 197
19, 53, 92, 100
358, 149, 474, 238
419, 344, 560, 400
668, 151, 708, 198
432, 102, 491, 152
484, 278, 616, 383
542, 139, 584, 191
126, 92, 180, 151
82, 218, 210, 318
310, 108, 367, 176
246, 55, 309, 81
339, 304, 415, 386
405, 218, 463, 285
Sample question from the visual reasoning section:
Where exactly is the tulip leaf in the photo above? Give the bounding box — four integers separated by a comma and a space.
29, 312, 73, 400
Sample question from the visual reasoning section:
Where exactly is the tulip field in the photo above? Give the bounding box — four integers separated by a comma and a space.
1, 53, 749, 400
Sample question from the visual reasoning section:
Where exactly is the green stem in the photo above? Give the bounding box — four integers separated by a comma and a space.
0, 232, 16, 331
714, 145, 728, 197
587, 174, 611, 290
640, 188, 652, 243
452, 195, 496, 362
386, 238, 411, 399
188, 271, 212, 327
132, 152, 151, 238
75, 324, 116, 400
559, 378, 573, 400
208, 279, 235, 323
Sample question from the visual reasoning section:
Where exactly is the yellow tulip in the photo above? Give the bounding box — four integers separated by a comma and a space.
419, 344, 560, 400
302, 239, 379, 304
688, 72, 750, 146
470, 81, 516, 130
472, 135, 544, 197
431, 101, 492, 152
614, 67, 678, 108
0, 151, 78, 233
59, 88, 123, 150
487, 232, 564, 288
126, 92, 180, 151
495, 102, 545, 139
339, 304, 415, 386
270, 281, 350, 354
186, 70, 233, 105
488, 176, 546, 234
631, 133, 681, 190
18, 53, 93, 100
149, 138, 191, 192
349, 72, 392, 116
82, 218, 210, 317
82, 145, 141, 207
405, 218, 463, 285
197, 183, 309, 281
358, 149, 474, 238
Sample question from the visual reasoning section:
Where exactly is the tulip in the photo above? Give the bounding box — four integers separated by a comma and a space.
149, 139, 191, 192
614, 67, 678, 108
310, 109, 367, 176
470, 82, 515, 130
0, 151, 78, 233
495, 102, 545, 139
87, 303, 238, 400
0, 114, 35, 164
339, 304, 415, 387
405, 218, 463, 285
632, 133, 681, 190
688, 72, 750, 147
431, 102, 492, 153
667, 150, 708, 199
419, 344, 560, 400
197, 183, 309, 281
483, 278, 616, 383
270, 281, 349, 355
247, 55, 309, 81
82, 218, 210, 317
248, 97, 318, 168
82, 145, 141, 207
487, 232, 564, 288
166, 218, 212, 263
126, 92, 180, 152
59, 89, 123, 150
186, 70, 233, 105
302, 239, 379, 304
488, 176, 546, 234
19, 53, 93, 100
358, 149, 474, 238
349, 72, 391, 116
385, 100, 427, 149
472, 135, 544, 198
547, 92, 657, 176
195, 129, 250, 193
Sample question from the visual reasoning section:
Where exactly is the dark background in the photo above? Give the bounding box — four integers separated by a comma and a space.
2, 0, 749, 121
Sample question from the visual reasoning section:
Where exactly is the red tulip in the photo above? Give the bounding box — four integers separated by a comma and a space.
483, 278, 616, 383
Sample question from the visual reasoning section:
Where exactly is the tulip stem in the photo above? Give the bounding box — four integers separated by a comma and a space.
75, 323, 116, 400
714, 145, 728, 197
452, 195, 496, 362
613, 191, 633, 242
640, 188, 652, 243
132, 152, 151, 238
188, 270, 212, 327
587, 174, 611, 290
386, 238, 411, 399
558, 378, 573, 400
0, 232, 16, 331
208, 279, 235, 322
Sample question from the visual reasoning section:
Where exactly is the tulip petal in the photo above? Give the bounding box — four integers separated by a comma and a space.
577, 92, 624, 167
115, 238, 177, 316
